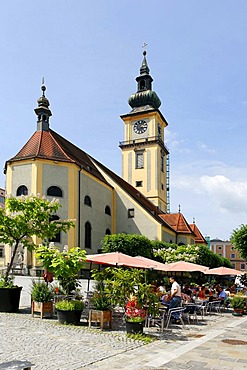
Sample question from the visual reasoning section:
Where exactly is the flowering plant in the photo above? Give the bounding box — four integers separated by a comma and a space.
125, 296, 146, 323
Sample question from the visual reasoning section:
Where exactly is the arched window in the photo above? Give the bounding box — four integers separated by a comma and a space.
16, 185, 28, 196
49, 215, 61, 243
105, 228, 111, 235
105, 205, 111, 216
84, 221, 92, 249
84, 195, 92, 207
47, 186, 63, 197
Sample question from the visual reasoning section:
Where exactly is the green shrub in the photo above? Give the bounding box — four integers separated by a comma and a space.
31, 280, 54, 302
55, 300, 84, 311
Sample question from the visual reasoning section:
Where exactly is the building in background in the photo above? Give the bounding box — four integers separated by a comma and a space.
210, 238, 246, 271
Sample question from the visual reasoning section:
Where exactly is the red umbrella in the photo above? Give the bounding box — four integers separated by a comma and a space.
86, 252, 156, 269
204, 266, 244, 276
164, 260, 209, 273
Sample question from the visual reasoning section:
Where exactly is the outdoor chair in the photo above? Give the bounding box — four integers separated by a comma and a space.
183, 303, 200, 323
163, 307, 185, 329
146, 308, 167, 331
207, 300, 222, 314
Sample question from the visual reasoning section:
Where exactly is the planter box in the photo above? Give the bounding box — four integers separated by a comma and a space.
31, 301, 53, 319
0, 287, 22, 313
88, 309, 112, 329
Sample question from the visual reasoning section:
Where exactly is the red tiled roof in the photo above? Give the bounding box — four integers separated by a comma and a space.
189, 223, 207, 244
6, 129, 110, 186
159, 213, 195, 235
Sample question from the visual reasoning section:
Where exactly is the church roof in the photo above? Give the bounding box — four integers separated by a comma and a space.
5, 126, 174, 231
5, 129, 110, 186
189, 223, 207, 244
159, 212, 195, 235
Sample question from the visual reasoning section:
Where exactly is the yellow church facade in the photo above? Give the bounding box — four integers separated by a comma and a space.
2, 52, 206, 273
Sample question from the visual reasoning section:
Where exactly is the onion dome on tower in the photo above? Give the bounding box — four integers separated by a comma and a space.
128, 51, 161, 112
34, 79, 52, 131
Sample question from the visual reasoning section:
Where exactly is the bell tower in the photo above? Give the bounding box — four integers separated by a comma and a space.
119, 51, 170, 213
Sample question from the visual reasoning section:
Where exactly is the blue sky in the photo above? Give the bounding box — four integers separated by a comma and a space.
1, 1, 247, 241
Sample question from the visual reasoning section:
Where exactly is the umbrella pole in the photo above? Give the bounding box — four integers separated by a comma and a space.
87, 262, 92, 292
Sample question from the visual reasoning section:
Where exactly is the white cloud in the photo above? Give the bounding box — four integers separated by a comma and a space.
197, 142, 215, 154
200, 175, 247, 214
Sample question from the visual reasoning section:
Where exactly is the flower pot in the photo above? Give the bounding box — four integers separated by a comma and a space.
56, 309, 82, 325
88, 309, 112, 329
126, 320, 144, 334
0, 287, 22, 313
31, 301, 53, 319
232, 308, 243, 316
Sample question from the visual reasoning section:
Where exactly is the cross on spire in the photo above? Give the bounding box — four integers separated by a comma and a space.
142, 43, 148, 54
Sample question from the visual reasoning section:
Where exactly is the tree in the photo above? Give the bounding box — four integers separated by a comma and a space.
35, 245, 86, 295
152, 241, 232, 268
101, 234, 153, 258
231, 224, 247, 260
0, 195, 75, 285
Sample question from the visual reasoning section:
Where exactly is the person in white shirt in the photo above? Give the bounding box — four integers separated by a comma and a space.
169, 276, 182, 321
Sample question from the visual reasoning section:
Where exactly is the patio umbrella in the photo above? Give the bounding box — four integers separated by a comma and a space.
134, 255, 170, 271
204, 266, 244, 276
86, 252, 156, 269
164, 260, 209, 273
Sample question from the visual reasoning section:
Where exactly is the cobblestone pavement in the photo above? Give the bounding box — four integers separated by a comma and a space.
0, 277, 247, 369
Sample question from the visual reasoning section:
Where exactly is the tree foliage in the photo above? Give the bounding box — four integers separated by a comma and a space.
101, 234, 153, 258
152, 241, 232, 268
0, 195, 75, 284
35, 245, 86, 295
230, 224, 247, 260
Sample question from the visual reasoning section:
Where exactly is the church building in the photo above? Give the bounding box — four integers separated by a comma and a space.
3, 52, 206, 273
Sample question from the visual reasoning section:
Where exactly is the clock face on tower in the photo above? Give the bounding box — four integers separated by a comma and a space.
133, 120, 148, 134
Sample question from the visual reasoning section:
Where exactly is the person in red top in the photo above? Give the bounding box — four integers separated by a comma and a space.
197, 286, 206, 300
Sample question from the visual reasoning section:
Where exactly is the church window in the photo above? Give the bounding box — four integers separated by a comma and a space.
105, 228, 111, 235
16, 185, 28, 196
136, 181, 143, 187
140, 80, 146, 90
135, 151, 144, 169
49, 215, 61, 243
105, 205, 111, 215
47, 186, 63, 197
0, 247, 4, 258
84, 221, 92, 249
161, 183, 164, 190
128, 208, 135, 218
161, 154, 164, 172
84, 195, 92, 207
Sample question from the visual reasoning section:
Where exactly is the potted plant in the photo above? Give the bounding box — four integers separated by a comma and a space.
231, 294, 245, 316
92, 267, 159, 334
35, 244, 86, 325
89, 271, 112, 329
0, 195, 74, 312
125, 295, 147, 334
55, 300, 84, 325
30, 279, 54, 319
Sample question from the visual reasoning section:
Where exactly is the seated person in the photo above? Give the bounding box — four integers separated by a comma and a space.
197, 286, 206, 300
218, 286, 227, 305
